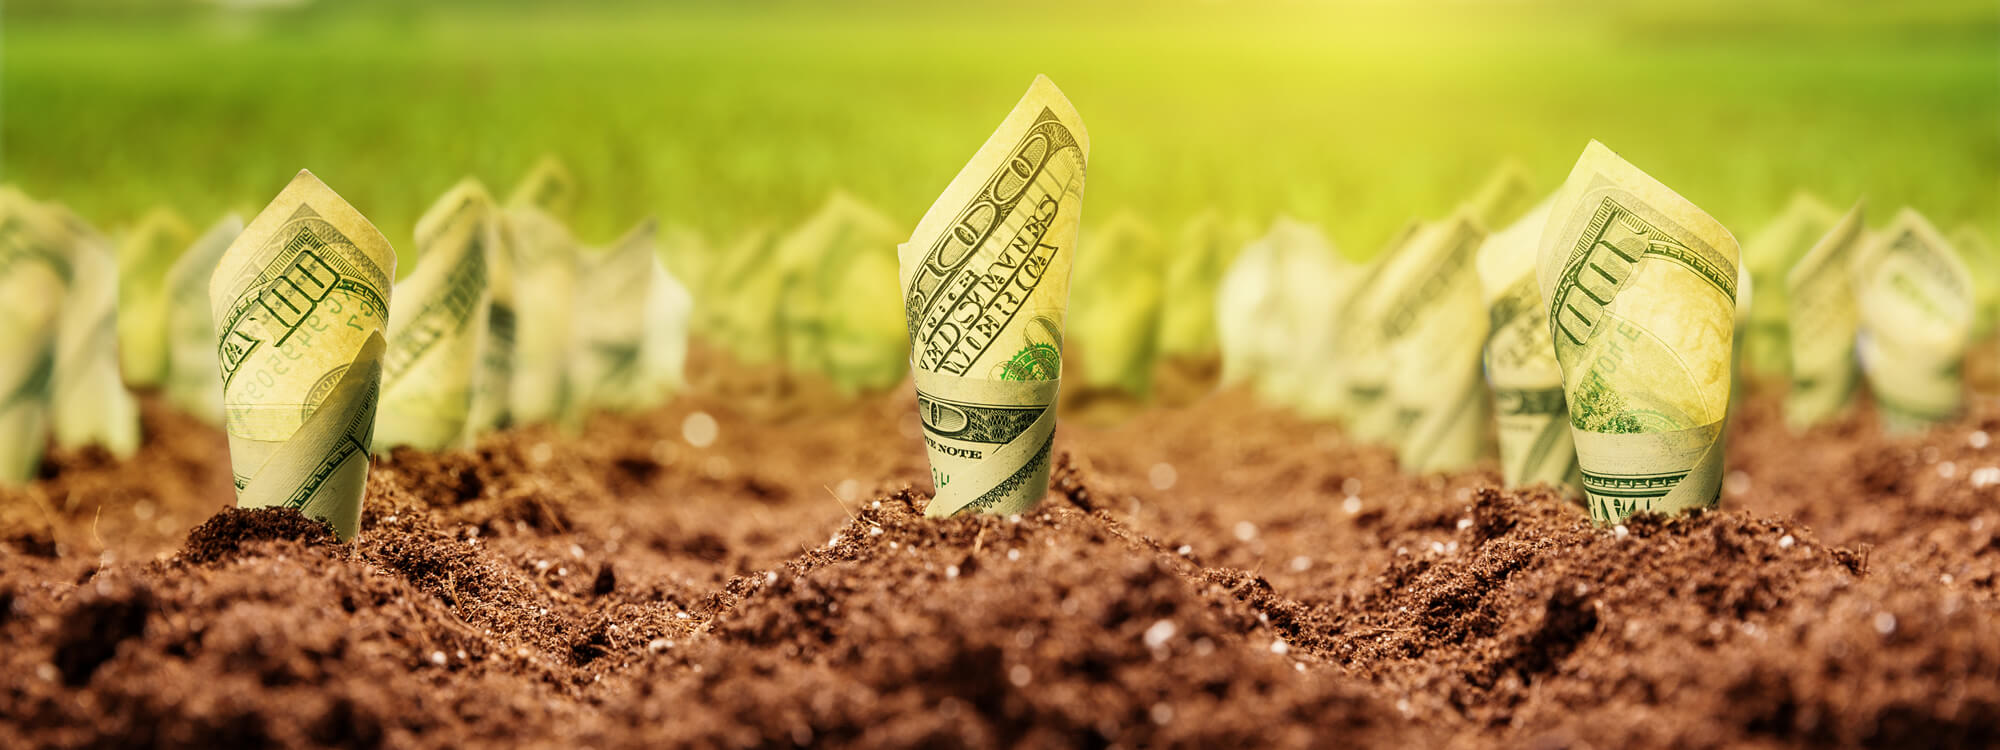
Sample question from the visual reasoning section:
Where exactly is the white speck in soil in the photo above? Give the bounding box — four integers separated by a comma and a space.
681, 411, 719, 448
1233, 521, 1258, 542
1874, 611, 1897, 636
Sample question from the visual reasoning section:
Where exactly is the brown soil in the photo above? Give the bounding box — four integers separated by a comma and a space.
3, 344, 1998, 748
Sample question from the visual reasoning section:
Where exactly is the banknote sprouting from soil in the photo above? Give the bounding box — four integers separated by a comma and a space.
3, 345, 1998, 748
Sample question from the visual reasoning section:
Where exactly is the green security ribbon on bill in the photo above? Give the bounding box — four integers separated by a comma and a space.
1537, 141, 1740, 524
211, 170, 395, 540
901, 75, 1088, 518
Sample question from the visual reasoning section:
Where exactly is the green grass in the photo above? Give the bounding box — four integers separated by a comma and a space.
4, 0, 1996, 269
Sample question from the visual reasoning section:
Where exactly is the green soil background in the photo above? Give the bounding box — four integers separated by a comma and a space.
2, 345, 1997, 748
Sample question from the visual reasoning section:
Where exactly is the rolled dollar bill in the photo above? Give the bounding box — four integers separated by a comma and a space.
1339, 221, 1426, 442
642, 253, 693, 397
1384, 217, 1496, 472
164, 215, 246, 424
1949, 224, 1998, 338
211, 171, 394, 541
0, 189, 72, 483
506, 205, 579, 425
374, 179, 493, 452
658, 223, 711, 326
901, 75, 1088, 518
507, 155, 576, 219
462, 190, 517, 442
1328, 223, 1424, 434
1477, 196, 1580, 490
1854, 208, 1973, 433
1158, 211, 1251, 359
773, 193, 907, 391
708, 227, 784, 364
117, 207, 195, 387
569, 218, 689, 419
1537, 141, 1739, 523
1345, 214, 1492, 471
1742, 193, 1838, 378
1783, 202, 1865, 429
47, 204, 140, 457
1215, 219, 1352, 414
1069, 212, 1165, 398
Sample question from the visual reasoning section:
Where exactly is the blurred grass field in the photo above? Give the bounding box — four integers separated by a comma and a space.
4, 0, 1996, 269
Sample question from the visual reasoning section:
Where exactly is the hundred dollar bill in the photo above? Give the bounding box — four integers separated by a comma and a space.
658, 223, 710, 323
1855, 208, 1973, 432
569, 218, 689, 420
1783, 202, 1865, 429
1337, 221, 1424, 441
506, 205, 579, 426
211, 171, 394, 540
461, 190, 516, 441
507, 155, 576, 219
1158, 211, 1251, 359
1537, 141, 1740, 523
774, 193, 907, 391
643, 252, 693, 397
1069, 212, 1165, 398
163, 215, 246, 424
117, 207, 195, 387
1350, 214, 1492, 471
374, 179, 493, 452
1741, 193, 1838, 378
1950, 224, 1998, 338
1476, 196, 1579, 490
0, 189, 71, 483
901, 75, 1088, 517
1216, 219, 1352, 414
1467, 161, 1537, 231
708, 227, 784, 364
47, 204, 140, 457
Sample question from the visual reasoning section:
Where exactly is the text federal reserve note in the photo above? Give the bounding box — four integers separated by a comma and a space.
901, 76, 1088, 517
211, 171, 394, 540
1537, 142, 1739, 523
